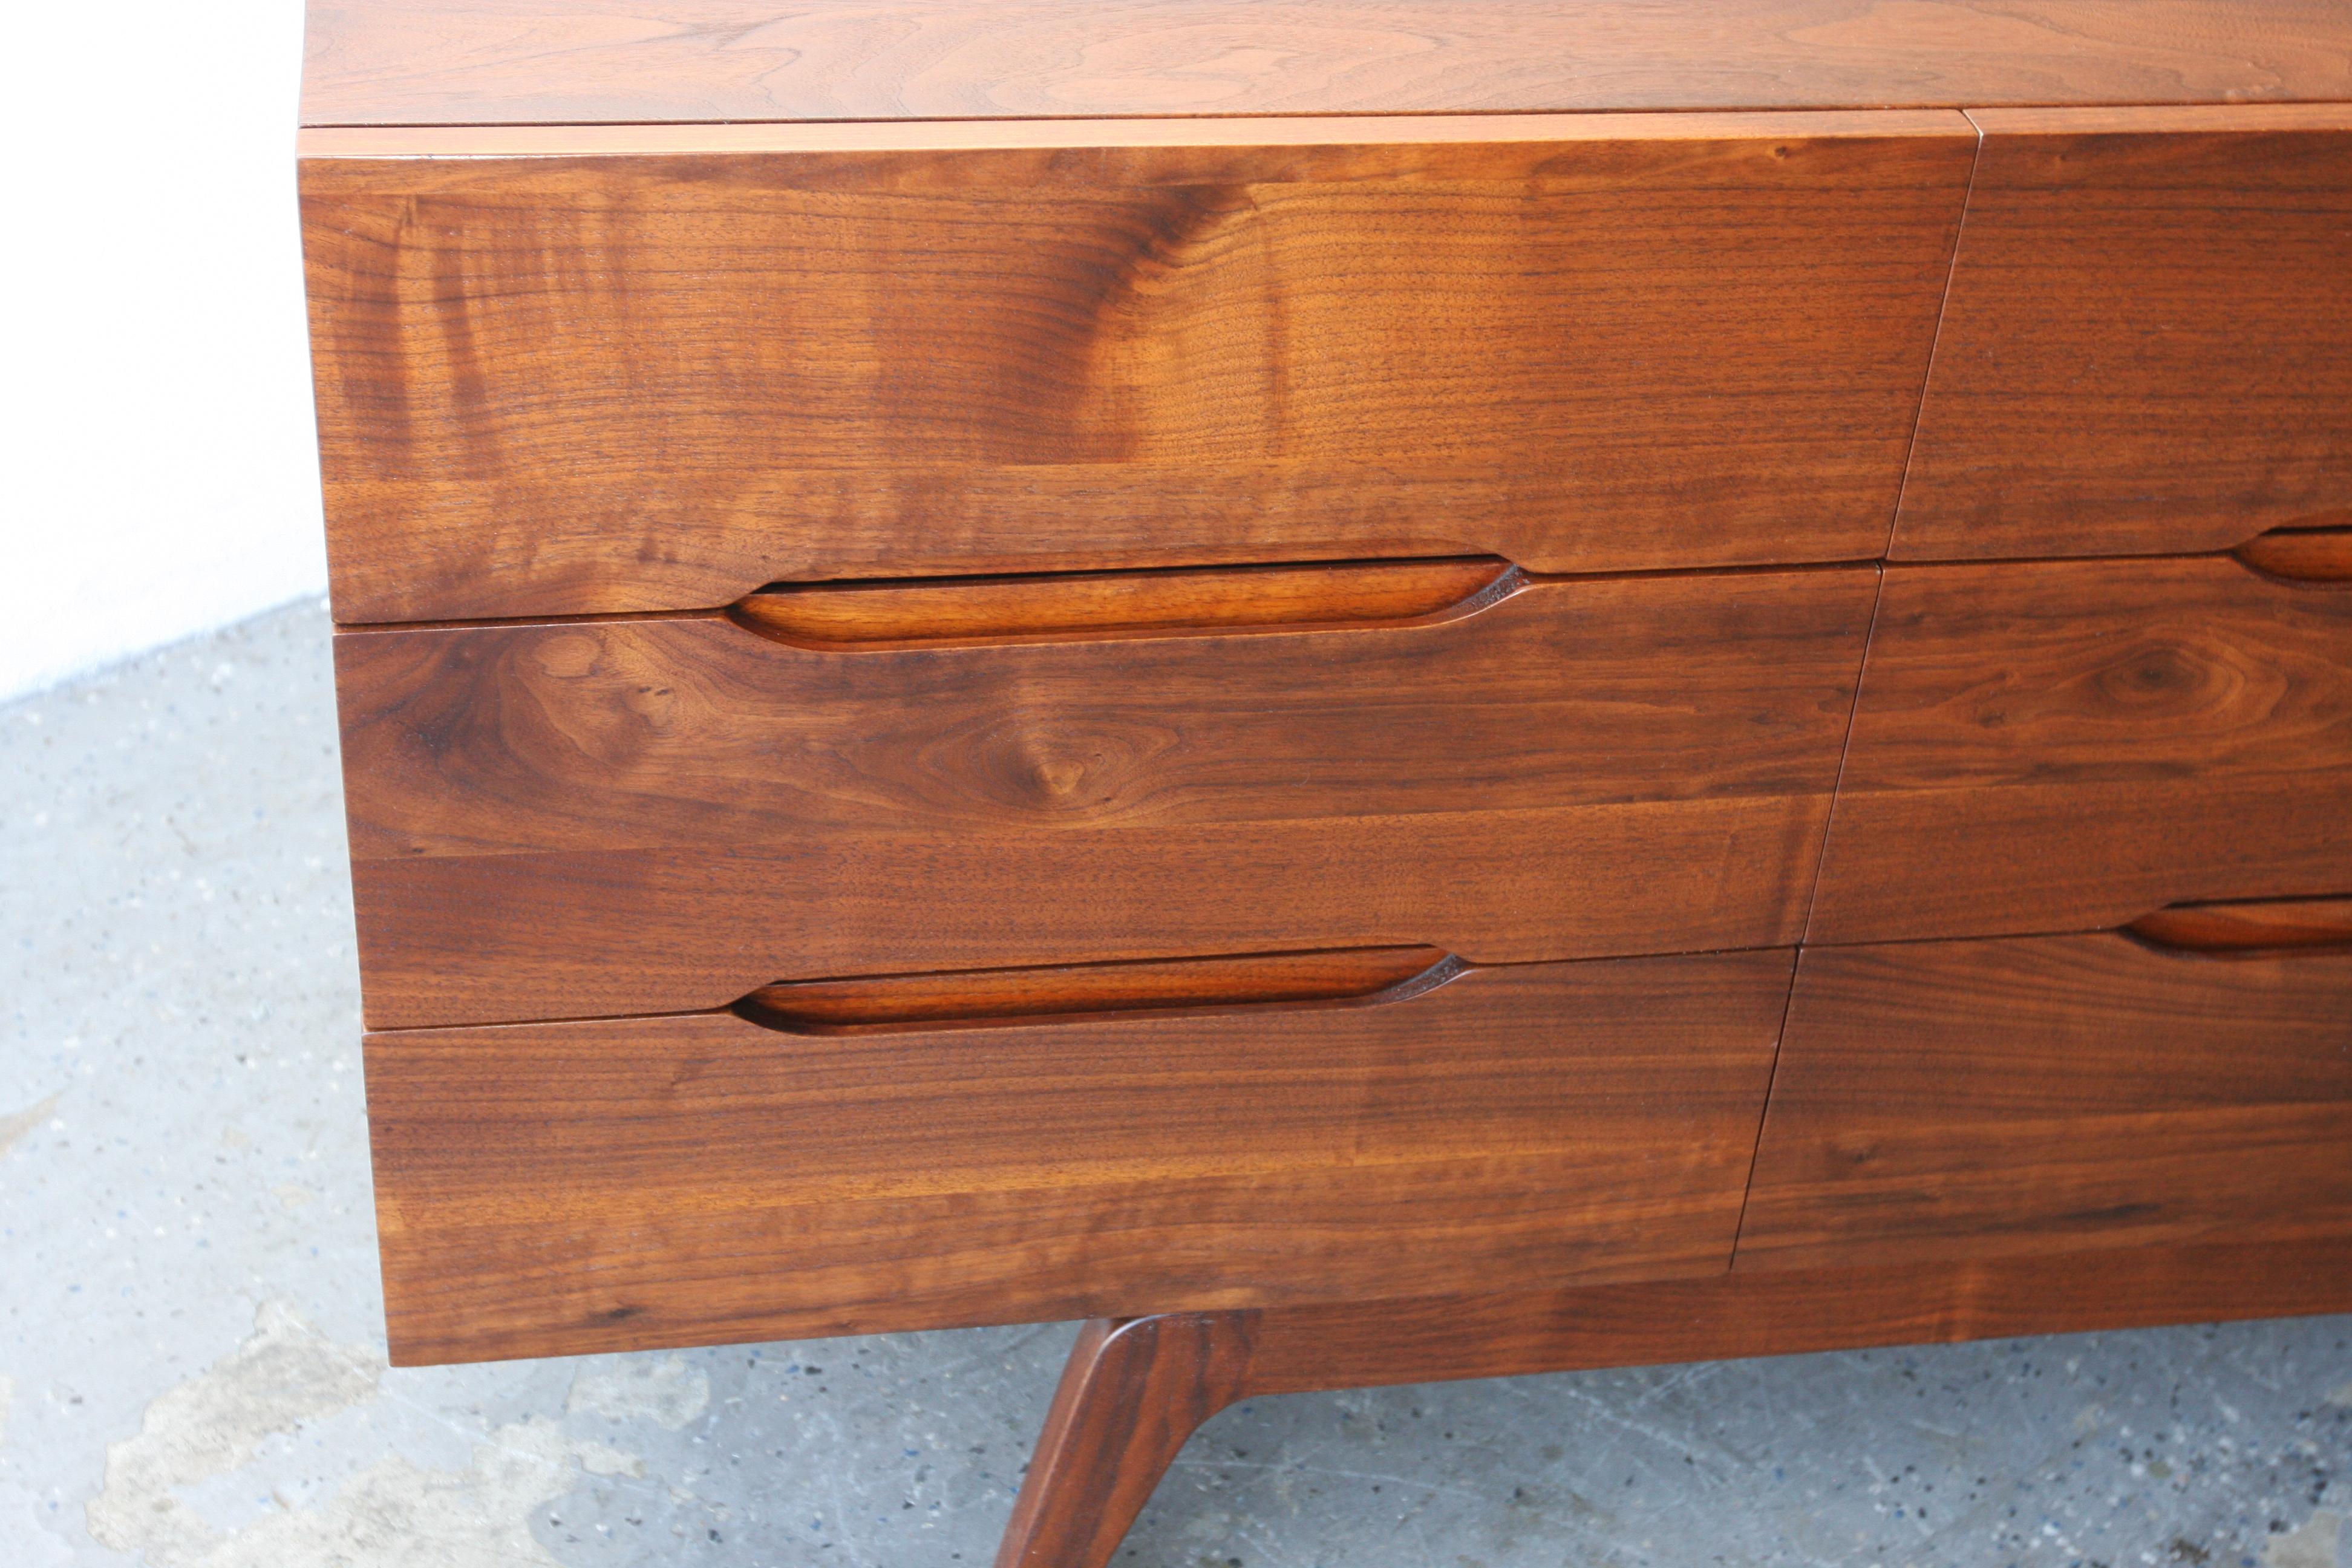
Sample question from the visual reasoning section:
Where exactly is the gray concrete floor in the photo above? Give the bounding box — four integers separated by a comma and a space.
1, 599, 2345, 1568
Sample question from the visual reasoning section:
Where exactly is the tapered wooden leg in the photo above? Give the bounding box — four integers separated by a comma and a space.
994, 1313, 1259, 1568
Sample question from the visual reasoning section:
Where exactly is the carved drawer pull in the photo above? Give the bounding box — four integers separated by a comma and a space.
729, 558, 1521, 648
2125, 895, 2352, 954
2232, 524, 2352, 584
734, 946, 1462, 1033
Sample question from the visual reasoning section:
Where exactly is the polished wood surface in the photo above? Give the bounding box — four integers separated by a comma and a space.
301, 0, 2352, 127
301, 114, 1970, 622
1808, 557, 2352, 944
1893, 104, 2352, 562
998, 1234, 2352, 1568
996, 1316, 1255, 1568
1236, 1236, 2352, 1393
338, 566, 1876, 1029
364, 952, 1795, 1365
1737, 928, 2352, 1271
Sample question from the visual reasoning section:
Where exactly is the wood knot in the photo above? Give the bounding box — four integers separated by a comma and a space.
953, 714, 1183, 817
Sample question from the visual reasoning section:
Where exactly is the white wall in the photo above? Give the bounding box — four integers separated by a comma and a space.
2, 0, 325, 702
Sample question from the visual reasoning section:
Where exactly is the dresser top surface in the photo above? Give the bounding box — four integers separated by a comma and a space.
302, 0, 2352, 128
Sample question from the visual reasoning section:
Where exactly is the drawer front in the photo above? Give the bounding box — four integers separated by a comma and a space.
1737, 915, 2352, 1271
300, 111, 1972, 622
364, 949, 1796, 1365
1808, 554, 2352, 944
1894, 104, 2352, 562
338, 563, 1875, 1029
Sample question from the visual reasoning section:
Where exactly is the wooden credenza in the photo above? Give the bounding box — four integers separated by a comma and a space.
300, 4, 2352, 1561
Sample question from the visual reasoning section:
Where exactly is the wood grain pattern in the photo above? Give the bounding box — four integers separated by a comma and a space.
299, 0, 2352, 126
1233, 1235, 2352, 1394
363, 951, 1795, 1365
1893, 105, 2352, 561
996, 1235, 2352, 1567
300, 114, 1970, 622
338, 566, 1876, 1029
995, 1315, 1256, 1568
1736, 930, 2352, 1271
1807, 557, 2352, 944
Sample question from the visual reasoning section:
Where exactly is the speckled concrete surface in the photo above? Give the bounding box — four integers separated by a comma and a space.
1, 601, 2346, 1568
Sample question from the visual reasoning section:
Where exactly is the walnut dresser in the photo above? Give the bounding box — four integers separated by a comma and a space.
299, 4, 2352, 1561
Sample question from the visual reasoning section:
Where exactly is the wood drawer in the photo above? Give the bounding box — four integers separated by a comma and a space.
339, 561, 1875, 1030
1808, 552, 2352, 945
366, 949, 1794, 1365
1894, 104, 2352, 562
1737, 909, 2352, 1272
300, 111, 1971, 622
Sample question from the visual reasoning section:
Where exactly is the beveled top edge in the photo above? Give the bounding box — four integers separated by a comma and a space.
296, 108, 1977, 160
302, 0, 2352, 129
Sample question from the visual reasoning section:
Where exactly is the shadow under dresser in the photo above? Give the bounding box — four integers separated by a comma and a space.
299, 4, 2352, 1561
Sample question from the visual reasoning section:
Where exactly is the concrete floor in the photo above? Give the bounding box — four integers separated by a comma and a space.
1, 599, 2345, 1568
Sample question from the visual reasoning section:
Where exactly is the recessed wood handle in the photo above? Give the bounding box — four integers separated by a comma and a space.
2125, 897, 2352, 955
734, 946, 1462, 1033
729, 557, 1521, 648
2232, 526, 2352, 584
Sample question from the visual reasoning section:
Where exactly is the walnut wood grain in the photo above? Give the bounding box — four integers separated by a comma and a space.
1234, 1236, 2352, 1393
995, 1315, 1256, 1568
1806, 557, 2352, 945
732, 557, 1515, 647
338, 565, 1875, 1030
998, 1235, 2352, 1568
1893, 105, 2352, 562
1736, 929, 2352, 1272
363, 951, 1795, 1365
739, 946, 1452, 1031
301, 114, 1970, 622
299, 0, 2352, 127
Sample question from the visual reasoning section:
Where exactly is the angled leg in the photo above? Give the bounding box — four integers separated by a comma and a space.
994, 1313, 1258, 1568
